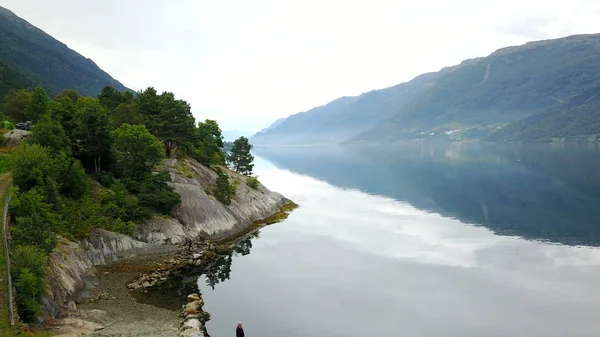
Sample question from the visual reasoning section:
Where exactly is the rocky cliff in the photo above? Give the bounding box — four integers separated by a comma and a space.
43, 157, 288, 318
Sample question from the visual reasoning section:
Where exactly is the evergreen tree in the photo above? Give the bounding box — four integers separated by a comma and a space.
195, 119, 225, 165
227, 136, 254, 176
214, 169, 233, 205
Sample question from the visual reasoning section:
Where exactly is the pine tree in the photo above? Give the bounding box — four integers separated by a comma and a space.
227, 136, 254, 176
214, 169, 233, 205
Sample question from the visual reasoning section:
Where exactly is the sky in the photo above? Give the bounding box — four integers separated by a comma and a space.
3, 0, 600, 132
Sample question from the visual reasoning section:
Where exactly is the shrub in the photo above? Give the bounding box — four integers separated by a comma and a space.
214, 169, 233, 205
246, 176, 260, 190
231, 179, 240, 194
15, 268, 45, 322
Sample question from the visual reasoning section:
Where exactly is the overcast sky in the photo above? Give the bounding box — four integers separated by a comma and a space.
3, 0, 600, 131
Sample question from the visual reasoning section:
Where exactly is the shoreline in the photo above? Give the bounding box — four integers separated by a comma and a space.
49, 200, 298, 337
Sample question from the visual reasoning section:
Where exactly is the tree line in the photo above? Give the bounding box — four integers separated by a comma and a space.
0, 85, 256, 321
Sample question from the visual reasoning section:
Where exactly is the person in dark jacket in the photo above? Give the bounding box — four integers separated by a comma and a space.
236, 321, 245, 337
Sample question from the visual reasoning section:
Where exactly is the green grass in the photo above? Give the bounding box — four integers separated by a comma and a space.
0, 154, 14, 175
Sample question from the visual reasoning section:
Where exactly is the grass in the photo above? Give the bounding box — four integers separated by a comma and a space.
0, 153, 14, 175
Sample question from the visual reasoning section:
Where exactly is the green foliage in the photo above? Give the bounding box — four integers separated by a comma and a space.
138, 171, 181, 215
10, 188, 57, 253
227, 136, 254, 176
98, 181, 149, 224
12, 245, 47, 279
0, 153, 14, 174
0, 60, 31, 101
193, 120, 225, 165
55, 155, 89, 199
49, 95, 78, 139
73, 97, 113, 173
15, 268, 45, 322
142, 90, 196, 157
12, 143, 54, 191
28, 113, 70, 154
113, 124, 164, 187
2, 89, 31, 122
25, 87, 48, 122
0, 8, 130, 96
246, 176, 260, 190
53, 89, 79, 104
112, 102, 143, 127
98, 86, 132, 111
231, 179, 240, 194
214, 169, 233, 205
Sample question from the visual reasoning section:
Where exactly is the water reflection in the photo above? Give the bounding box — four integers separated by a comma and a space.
205, 232, 258, 289
255, 143, 600, 246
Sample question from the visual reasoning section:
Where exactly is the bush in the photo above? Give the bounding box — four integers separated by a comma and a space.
138, 171, 181, 215
12, 245, 47, 277
246, 176, 260, 190
15, 268, 45, 322
231, 179, 240, 194
214, 169, 233, 205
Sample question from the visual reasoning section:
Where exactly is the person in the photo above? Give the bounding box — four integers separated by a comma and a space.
236, 321, 245, 337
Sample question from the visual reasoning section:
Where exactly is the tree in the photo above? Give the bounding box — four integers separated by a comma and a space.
10, 188, 57, 253
112, 102, 144, 127
137, 87, 160, 121
73, 97, 113, 173
113, 124, 164, 184
227, 136, 254, 176
98, 86, 132, 111
2, 89, 31, 122
12, 144, 54, 191
214, 169, 233, 205
50, 96, 78, 140
15, 268, 45, 322
25, 87, 49, 122
28, 113, 71, 154
53, 89, 79, 104
195, 120, 225, 165
150, 92, 196, 157
138, 171, 181, 214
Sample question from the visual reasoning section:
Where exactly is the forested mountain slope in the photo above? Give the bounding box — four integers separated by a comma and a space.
255, 34, 600, 144
0, 6, 130, 97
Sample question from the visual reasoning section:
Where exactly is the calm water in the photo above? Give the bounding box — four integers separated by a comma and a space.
198, 143, 600, 337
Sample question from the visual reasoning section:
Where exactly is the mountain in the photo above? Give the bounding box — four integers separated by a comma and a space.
251, 71, 444, 145
254, 117, 285, 135
0, 59, 31, 98
0, 6, 130, 97
254, 34, 600, 144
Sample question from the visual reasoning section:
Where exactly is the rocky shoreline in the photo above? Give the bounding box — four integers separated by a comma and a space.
48, 200, 298, 336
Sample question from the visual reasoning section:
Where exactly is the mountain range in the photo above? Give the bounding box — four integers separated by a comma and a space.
0, 6, 130, 98
253, 34, 600, 144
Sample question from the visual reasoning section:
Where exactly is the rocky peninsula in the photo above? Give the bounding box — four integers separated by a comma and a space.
42, 157, 293, 336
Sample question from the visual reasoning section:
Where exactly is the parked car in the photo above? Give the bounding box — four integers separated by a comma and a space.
16, 121, 32, 130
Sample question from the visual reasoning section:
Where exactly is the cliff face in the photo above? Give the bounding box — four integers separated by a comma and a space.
135, 158, 288, 244
43, 157, 288, 317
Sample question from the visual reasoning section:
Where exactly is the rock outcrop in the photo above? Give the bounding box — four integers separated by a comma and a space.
43, 157, 289, 320
136, 158, 288, 242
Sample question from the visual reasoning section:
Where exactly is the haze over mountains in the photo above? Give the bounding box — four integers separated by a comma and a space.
253, 34, 600, 144
0, 6, 129, 98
